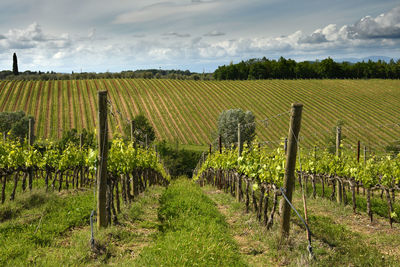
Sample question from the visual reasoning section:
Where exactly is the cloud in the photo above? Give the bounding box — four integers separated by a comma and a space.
299, 30, 328, 44
204, 30, 225, 37
88, 28, 96, 39
299, 6, 400, 42
162, 32, 191, 38
113, 1, 220, 24
1, 4, 400, 73
0, 22, 71, 50
133, 34, 146, 38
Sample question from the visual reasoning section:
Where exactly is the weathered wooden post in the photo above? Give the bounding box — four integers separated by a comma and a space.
284, 137, 288, 154
28, 118, 34, 191
80, 133, 84, 187
336, 126, 342, 203
237, 123, 242, 201
219, 135, 222, 154
363, 146, 367, 195
97, 91, 108, 228
280, 103, 303, 240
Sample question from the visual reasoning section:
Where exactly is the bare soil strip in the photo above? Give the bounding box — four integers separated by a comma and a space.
169, 80, 213, 140
147, 80, 187, 143
119, 79, 140, 115
126, 79, 162, 138
141, 80, 174, 140
0, 81, 16, 111
10, 81, 26, 111
164, 80, 206, 143
44, 81, 52, 138
75, 80, 87, 130
66, 80, 75, 130
111, 79, 132, 120
84, 80, 97, 129
57, 81, 63, 138
33, 81, 43, 135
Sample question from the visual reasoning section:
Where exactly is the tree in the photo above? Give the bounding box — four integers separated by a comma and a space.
0, 111, 33, 141
13, 53, 19, 75
217, 109, 255, 147
124, 114, 156, 145
59, 128, 95, 150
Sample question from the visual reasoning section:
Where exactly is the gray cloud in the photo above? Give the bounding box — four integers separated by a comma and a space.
344, 7, 400, 39
203, 30, 225, 37
299, 31, 328, 44
163, 32, 191, 38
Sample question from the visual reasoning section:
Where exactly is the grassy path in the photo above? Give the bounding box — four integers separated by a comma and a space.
134, 178, 246, 266
203, 184, 400, 266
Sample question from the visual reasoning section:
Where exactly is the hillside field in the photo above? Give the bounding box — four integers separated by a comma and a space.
0, 79, 399, 150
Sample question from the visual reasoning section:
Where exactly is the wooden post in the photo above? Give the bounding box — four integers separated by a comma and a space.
219, 135, 222, 154
145, 134, 148, 148
280, 103, 303, 240
336, 126, 341, 157
238, 123, 242, 157
284, 138, 288, 154
237, 123, 242, 202
209, 144, 212, 155
336, 126, 342, 203
80, 133, 84, 187
357, 141, 360, 163
97, 91, 108, 228
28, 118, 34, 191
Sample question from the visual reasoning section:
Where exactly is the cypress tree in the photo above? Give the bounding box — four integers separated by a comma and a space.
13, 53, 19, 75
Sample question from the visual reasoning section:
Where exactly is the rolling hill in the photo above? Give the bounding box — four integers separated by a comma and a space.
0, 79, 399, 150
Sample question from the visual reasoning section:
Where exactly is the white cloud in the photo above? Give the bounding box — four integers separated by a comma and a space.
0, 4, 400, 73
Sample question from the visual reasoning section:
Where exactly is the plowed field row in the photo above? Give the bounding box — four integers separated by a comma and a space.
0, 79, 399, 149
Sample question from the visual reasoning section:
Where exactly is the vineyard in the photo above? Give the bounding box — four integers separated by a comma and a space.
195, 140, 400, 227
0, 79, 399, 149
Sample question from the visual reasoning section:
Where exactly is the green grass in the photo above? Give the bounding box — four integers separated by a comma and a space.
31, 185, 165, 266
0, 188, 95, 266
203, 184, 399, 266
134, 178, 246, 266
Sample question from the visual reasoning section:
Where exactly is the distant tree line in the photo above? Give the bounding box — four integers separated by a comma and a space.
213, 57, 400, 80
0, 69, 213, 81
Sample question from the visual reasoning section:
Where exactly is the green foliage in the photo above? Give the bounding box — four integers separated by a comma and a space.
12, 53, 18, 76
123, 114, 155, 145
217, 109, 255, 147
385, 140, 400, 155
156, 140, 202, 177
0, 111, 34, 142
58, 128, 95, 150
214, 56, 400, 80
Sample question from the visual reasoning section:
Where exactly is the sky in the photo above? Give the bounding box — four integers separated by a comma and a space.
0, 0, 399, 73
